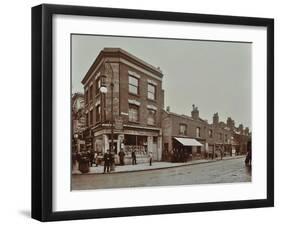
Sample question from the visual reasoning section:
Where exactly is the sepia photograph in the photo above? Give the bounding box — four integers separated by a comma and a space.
71, 34, 252, 190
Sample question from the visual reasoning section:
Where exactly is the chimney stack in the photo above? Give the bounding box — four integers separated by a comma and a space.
238, 124, 244, 133
191, 104, 199, 120
213, 112, 219, 125
227, 117, 235, 129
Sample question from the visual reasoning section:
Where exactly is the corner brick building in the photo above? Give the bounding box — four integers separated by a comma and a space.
81, 48, 164, 163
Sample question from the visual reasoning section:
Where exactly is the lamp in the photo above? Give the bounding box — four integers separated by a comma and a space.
100, 60, 115, 171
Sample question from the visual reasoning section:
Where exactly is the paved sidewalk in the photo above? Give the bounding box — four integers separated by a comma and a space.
72, 155, 245, 175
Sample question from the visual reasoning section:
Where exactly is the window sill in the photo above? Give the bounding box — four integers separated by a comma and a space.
147, 98, 157, 102
128, 121, 140, 124
128, 92, 140, 98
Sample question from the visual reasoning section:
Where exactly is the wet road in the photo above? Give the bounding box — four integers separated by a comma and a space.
72, 157, 251, 190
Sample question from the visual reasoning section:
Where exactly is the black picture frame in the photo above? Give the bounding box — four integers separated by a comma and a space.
32, 3, 274, 222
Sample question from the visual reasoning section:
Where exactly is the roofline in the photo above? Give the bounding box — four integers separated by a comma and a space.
81, 48, 163, 84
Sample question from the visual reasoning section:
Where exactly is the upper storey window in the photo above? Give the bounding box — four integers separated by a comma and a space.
148, 83, 156, 100
129, 75, 139, 95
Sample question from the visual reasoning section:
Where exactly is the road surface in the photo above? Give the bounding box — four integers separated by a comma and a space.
72, 157, 251, 190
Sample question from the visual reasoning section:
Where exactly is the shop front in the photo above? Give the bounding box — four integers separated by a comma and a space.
171, 137, 203, 162
92, 126, 162, 164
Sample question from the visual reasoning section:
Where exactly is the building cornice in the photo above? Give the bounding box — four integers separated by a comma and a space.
81, 48, 163, 85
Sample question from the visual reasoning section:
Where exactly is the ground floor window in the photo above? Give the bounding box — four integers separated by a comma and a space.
124, 135, 148, 155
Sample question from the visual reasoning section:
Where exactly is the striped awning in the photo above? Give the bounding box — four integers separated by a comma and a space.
174, 137, 203, 146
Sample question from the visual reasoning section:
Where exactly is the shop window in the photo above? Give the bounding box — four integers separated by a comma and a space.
153, 136, 158, 143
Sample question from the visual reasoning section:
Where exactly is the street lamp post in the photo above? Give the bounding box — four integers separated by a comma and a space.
100, 60, 115, 170
74, 133, 79, 152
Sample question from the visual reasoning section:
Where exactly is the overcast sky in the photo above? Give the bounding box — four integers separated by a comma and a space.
72, 34, 252, 129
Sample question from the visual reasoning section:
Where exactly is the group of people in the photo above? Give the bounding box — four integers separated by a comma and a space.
103, 150, 115, 173
72, 150, 100, 169
72, 148, 154, 174
102, 149, 128, 173
170, 149, 191, 162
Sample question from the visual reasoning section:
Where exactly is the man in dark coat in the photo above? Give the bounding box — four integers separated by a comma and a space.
118, 150, 125, 165
132, 150, 137, 165
103, 150, 111, 173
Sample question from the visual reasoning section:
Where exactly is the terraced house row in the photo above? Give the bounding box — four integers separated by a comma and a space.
72, 48, 251, 164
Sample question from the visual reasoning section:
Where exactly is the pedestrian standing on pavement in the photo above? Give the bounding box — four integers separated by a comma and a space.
118, 149, 125, 165
220, 147, 223, 160
103, 150, 111, 173
86, 151, 91, 166
149, 151, 153, 166
132, 149, 137, 165
89, 150, 95, 167
94, 152, 99, 167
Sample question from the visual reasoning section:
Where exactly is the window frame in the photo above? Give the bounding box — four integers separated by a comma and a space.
196, 127, 201, 138
128, 104, 139, 122
179, 123, 188, 136
128, 75, 139, 95
147, 83, 156, 100
89, 109, 93, 125
209, 129, 213, 138
89, 85, 93, 102
95, 77, 101, 95
95, 105, 101, 123
147, 109, 156, 125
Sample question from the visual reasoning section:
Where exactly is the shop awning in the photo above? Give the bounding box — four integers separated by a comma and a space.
174, 137, 203, 146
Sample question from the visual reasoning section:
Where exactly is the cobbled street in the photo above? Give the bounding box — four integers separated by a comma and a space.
72, 157, 251, 190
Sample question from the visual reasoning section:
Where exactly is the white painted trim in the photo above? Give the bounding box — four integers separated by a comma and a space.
147, 79, 158, 86
121, 112, 129, 116
123, 124, 161, 131
128, 99, 141, 106
147, 105, 157, 111
128, 70, 141, 78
